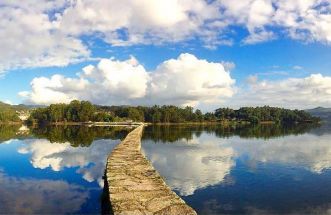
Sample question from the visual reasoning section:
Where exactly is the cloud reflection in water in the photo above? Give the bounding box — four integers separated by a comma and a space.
142, 134, 236, 196
0, 170, 88, 214
229, 133, 331, 174
142, 131, 331, 196
18, 138, 119, 186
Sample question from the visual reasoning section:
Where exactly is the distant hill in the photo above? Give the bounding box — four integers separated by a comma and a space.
0, 101, 13, 109
0, 102, 46, 122
0, 102, 44, 111
0, 102, 22, 122
306, 107, 331, 122
12, 104, 45, 111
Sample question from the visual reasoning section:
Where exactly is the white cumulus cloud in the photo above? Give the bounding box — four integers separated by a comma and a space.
57, 0, 221, 46
1, 0, 331, 72
226, 73, 331, 109
0, 1, 90, 72
19, 53, 236, 107
219, 0, 331, 44
148, 53, 235, 106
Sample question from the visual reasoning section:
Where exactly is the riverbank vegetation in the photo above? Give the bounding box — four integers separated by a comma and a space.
214, 107, 319, 124
26, 100, 320, 125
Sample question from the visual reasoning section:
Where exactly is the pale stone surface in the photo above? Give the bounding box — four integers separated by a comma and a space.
106, 125, 197, 215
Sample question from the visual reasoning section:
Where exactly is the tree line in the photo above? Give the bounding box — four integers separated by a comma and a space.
214, 106, 319, 124
99, 105, 207, 123
27, 100, 319, 124
28, 100, 102, 124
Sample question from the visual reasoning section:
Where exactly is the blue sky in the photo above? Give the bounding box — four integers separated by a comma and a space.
1, 0, 331, 110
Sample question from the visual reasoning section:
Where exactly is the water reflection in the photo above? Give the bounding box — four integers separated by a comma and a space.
0, 124, 27, 143
0, 123, 329, 214
0, 124, 131, 145
0, 169, 89, 214
143, 134, 235, 195
18, 138, 120, 186
230, 133, 331, 174
0, 125, 131, 214
31, 126, 130, 146
143, 124, 331, 196
0, 125, 132, 187
142, 123, 320, 143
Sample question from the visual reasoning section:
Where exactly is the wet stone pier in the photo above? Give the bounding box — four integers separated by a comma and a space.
106, 125, 197, 215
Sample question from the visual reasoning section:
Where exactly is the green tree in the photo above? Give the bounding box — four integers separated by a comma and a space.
127, 108, 144, 121
152, 111, 161, 123
79, 101, 95, 122
195, 109, 203, 122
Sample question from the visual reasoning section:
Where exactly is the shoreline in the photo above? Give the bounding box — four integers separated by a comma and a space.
50, 121, 144, 126
0, 120, 321, 126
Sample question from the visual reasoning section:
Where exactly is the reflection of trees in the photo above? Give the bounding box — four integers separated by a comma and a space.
0, 124, 22, 143
0, 123, 321, 145
142, 125, 201, 143
215, 123, 320, 139
308, 122, 331, 136
31, 126, 131, 147
142, 123, 320, 142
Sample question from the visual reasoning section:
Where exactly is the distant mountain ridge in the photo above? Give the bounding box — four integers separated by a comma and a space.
0, 101, 45, 122
0, 101, 44, 111
306, 107, 331, 122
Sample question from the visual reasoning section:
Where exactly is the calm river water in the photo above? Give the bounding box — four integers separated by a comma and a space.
0, 123, 331, 214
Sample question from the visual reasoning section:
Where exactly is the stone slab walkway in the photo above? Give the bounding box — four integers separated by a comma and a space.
106, 125, 197, 215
